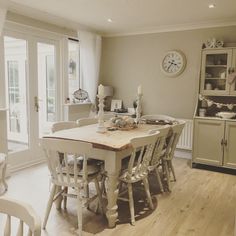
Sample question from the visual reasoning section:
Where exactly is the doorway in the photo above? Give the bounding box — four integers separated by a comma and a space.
3, 30, 61, 167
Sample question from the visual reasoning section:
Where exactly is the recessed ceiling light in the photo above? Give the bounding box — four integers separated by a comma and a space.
107, 18, 113, 23
208, 4, 216, 8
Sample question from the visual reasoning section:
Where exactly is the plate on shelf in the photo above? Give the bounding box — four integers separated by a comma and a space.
216, 112, 236, 119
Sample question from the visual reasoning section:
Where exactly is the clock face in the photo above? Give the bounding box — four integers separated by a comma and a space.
161, 50, 186, 77
73, 89, 89, 101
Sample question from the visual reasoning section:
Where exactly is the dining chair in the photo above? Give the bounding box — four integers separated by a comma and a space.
51, 121, 79, 209
118, 132, 159, 225
0, 196, 41, 236
76, 117, 98, 127
141, 114, 176, 122
0, 153, 8, 195
162, 121, 185, 191
51, 121, 79, 133
42, 138, 104, 236
148, 126, 171, 193
76, 117, 103, 209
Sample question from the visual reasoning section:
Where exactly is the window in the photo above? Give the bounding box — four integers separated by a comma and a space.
68, 38, 80, 101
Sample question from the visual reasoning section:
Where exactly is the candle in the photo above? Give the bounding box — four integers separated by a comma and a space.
138, 85, 142, 95
98, 84, 104, 96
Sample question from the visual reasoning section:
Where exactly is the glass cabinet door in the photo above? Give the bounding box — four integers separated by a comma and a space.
200, 49, 232, 95
229, 49, 236, 95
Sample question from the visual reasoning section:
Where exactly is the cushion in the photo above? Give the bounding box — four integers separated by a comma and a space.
60, 155, 101, 176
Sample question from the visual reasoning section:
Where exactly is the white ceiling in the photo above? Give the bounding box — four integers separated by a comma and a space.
7, 0, 236, 36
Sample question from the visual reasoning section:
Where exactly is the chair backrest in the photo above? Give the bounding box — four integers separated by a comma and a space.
148, 126, 171, 167
164, 121, 185, 160
51, 121, 78, 133
141, 114, 176, 121
76, 117, 98, 127
125, 132, 159, 181
0, 196, 41, 236
103, 113, 115, 121
42, 138, 93, 188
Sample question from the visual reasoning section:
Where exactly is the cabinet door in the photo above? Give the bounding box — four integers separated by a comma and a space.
200, 49, 232, 96
224, 121, 236, 168
193, 119, 224, 166
229, 49, 236, 95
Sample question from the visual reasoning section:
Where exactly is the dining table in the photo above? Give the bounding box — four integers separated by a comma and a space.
43, 122, 169, 228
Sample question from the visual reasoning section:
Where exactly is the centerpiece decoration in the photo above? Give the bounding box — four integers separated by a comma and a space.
135, 85, 143, 123
109, 116, 136, 130
96, 84, 106, 133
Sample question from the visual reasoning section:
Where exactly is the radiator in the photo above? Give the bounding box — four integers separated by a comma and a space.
176, 119, 193, 150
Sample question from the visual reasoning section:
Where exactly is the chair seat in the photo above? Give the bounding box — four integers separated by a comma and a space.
60, 156, 101, 176
119, 167, 149, 183
0, 153, 6, 165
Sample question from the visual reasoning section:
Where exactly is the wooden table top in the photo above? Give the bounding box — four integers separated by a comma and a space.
43, 123, 169, 151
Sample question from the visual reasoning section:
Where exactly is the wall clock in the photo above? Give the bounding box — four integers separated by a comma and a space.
161, 50, 186, 77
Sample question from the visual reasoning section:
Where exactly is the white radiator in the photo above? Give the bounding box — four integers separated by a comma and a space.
176, 119, 193, 150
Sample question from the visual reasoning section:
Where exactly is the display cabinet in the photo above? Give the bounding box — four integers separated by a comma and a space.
200, 48, 236, 96
193, 46, 236, 170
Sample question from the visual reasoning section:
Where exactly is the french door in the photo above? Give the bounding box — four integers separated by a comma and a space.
3, 30, 61, 168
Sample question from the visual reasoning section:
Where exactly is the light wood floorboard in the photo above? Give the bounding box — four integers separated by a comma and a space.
1, 158, 236, 236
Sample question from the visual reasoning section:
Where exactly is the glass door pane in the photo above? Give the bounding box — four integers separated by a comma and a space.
37, 42, 57, 136
4, 36, 29, 153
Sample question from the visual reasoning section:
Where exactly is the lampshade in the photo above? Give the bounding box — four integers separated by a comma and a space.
103, 86, 113, 97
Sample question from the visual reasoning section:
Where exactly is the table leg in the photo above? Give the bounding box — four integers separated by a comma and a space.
105, 153, 121, 228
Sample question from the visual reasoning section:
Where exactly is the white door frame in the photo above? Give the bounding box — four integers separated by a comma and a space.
1, 23, 64, 171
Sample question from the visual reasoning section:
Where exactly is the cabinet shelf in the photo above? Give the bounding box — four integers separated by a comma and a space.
206, 65, 227, 68
205, 77, 226, 80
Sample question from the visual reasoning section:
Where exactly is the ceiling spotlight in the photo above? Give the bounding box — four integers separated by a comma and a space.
208, 4, 216, 8
107, 18, 113, 23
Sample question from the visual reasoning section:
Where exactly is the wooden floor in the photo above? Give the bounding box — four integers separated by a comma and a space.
1, 158, 236, 236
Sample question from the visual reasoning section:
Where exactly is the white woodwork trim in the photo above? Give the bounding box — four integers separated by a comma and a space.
9, 157, 45, 173
4, 20, 72, 40
175, 149, 192, 160
103, 19, 236, 37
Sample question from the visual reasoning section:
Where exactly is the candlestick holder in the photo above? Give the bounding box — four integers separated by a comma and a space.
135, 94, 142, 124
97, 94, 107, 133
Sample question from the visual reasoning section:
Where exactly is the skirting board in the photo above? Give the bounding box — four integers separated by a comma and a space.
174, 148, 192, 159
8, 157, 46, 174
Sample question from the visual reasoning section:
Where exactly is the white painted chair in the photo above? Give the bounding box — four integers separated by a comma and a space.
42, 138, 104, 236
118, 132, 159, 225
76, 117, 98, 127
51, 121, 79, 133
148, 126, 170, 193
162, 121, 185, 191
51, 121, 79, 208
141, 114, 176, 122
0, 196, 41, 236
0, 153, 8, 194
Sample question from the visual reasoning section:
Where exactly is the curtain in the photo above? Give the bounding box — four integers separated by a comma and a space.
0, 2, 7, 36
78, 31, 102, 104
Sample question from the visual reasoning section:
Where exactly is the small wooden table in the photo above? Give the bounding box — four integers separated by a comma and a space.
44, 123, 166, 227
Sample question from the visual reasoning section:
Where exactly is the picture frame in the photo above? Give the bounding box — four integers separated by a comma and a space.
110, 99, 122, 111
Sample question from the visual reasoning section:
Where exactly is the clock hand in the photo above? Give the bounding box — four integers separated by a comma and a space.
167, 63, 173, 70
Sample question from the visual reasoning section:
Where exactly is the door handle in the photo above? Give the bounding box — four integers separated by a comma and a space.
221, 139, 224, 146
34, 96, 39, 112
224, 140, 227, 146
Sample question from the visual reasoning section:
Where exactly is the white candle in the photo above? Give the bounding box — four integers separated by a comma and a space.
138, 85, 142, 95
98, 84, 104, 96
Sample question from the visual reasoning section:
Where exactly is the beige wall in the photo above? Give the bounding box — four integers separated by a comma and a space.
100, 26, 236, 119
